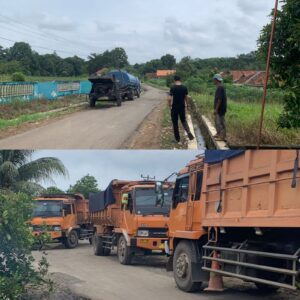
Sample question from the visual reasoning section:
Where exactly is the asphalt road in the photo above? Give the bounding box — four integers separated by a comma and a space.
32, 242, 299, 300
0, 85, 166, 149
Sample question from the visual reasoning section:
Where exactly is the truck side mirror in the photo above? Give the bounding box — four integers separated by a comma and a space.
122, 193, 129, 206
155, 182, 164, 207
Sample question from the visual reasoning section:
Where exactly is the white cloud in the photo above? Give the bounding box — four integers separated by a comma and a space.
33, 150, 200, 190
0, 0, 276, 62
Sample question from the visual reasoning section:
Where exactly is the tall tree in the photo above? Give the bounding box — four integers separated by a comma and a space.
0, 45, 8, 60
87, 48, 129, 74
44, 186, 65, 194
258, 0, 300, 128
161, 54, 176, 69
8, 42, 34, 75
0, 150, 68, 196
67, 174, 99, 198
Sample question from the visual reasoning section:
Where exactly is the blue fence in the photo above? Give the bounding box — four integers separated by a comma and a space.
0, 80, 92, 103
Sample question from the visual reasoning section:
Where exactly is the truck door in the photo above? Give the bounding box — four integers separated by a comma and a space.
62, 203, 76, 230
170, 175, 190, 232
122, 192, 136, 235
186, 171, 203, 230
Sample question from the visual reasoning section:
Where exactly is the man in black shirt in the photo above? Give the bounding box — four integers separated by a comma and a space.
169, 75, 194, 143
213, 74, 227, 140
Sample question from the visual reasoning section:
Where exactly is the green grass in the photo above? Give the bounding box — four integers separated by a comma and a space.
193, 93, 300, 146
0, 96, 86, 120
147, 77, 299, 147
146, 78, 167, 87
0, 107, 79, 131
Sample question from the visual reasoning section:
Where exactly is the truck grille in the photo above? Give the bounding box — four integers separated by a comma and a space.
138, 228, 168, 238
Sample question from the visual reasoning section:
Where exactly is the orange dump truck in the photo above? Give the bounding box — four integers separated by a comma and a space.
31, 194, 93, 249
90, 180, 173, 265
167, 150, 300, 292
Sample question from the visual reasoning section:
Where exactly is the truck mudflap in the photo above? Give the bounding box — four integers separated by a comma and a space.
202, 242, 300, 290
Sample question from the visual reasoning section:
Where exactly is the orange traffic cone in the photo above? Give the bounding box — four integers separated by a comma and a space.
204, 251, 224, 292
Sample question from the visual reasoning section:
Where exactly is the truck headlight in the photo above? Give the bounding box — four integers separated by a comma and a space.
137, 230, 149, 237
53, 226, 61, 232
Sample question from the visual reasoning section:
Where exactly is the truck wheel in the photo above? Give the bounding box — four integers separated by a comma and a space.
116, 95, 122, 107
89, 96, 96, 108
128, 90, 134, 101
118, 235, 132, 265
93, 235, 110, 256
173, 241, 201, 292
64, 230, 78, 249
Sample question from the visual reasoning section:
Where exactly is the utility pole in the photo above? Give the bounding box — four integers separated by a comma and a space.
257, 0, 279, 149
141, 175, 156, 181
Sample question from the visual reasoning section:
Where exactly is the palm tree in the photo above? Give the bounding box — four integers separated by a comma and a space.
0, 150, 68, 195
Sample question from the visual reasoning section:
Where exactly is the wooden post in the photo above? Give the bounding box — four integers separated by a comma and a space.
257, 0, 279, 149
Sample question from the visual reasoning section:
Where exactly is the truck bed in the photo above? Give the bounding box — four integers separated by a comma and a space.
202, 150, 300, 228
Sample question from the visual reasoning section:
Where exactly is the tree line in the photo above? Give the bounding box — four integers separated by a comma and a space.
0, 42, 263, 78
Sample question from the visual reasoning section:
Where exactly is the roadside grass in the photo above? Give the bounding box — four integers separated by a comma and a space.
145, 80, 169, 91
0, 74, 88, 82
193, 93, 300, 147
0, 96, 86, 119
0, 107, 80, 131
161, 105, 188, 150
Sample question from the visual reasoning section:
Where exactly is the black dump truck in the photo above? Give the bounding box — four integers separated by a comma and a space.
88, 70, 141, 107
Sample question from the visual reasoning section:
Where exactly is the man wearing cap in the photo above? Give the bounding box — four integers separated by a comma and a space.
168, 75, 194, 144
213, 74, 227, 140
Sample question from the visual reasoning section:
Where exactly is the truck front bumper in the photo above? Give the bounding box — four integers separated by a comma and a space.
135, 237, 167, 251
33, 231, 62, 240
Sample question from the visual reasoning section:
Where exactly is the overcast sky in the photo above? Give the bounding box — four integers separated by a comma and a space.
0, 0, 277, 63
33, 150, 201, 191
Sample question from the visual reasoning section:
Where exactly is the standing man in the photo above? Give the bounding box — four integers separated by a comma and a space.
213, 74, 227, 140
168, 75, 194, 143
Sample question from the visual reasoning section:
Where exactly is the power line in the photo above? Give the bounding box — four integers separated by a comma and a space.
0, 14, 99, 54
0, 25, 87, 55
0, 35, 89, 57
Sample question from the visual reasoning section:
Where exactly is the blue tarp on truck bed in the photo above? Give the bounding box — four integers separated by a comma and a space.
89, 181, 116, 213
204, 150, 245, 164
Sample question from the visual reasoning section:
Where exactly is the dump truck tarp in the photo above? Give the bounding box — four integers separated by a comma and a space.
89, 181, 116, 213
204, 150, 244, 164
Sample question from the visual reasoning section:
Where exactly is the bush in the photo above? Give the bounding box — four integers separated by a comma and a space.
11, 72, 26, 82
0, 191, 49, 300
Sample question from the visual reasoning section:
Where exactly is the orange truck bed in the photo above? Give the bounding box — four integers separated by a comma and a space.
89, 180, 131, 227
202, 150, 300, 228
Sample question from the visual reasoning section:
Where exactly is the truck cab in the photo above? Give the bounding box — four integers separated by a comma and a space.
31, 194, 93, 249
91, 180, 173, 265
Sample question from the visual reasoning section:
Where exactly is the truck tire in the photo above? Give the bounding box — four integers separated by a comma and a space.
173, 241, 201, 292
118, 235, 133, 265
64, 230, 79, 249
93, 235, 110, 256
89, 96, 96, 108
116, 95, 122, 107
127, 90, 134, 101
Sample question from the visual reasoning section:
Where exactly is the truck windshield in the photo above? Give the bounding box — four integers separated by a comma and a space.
135, 188, 173, 216
33, 200, 63, 218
